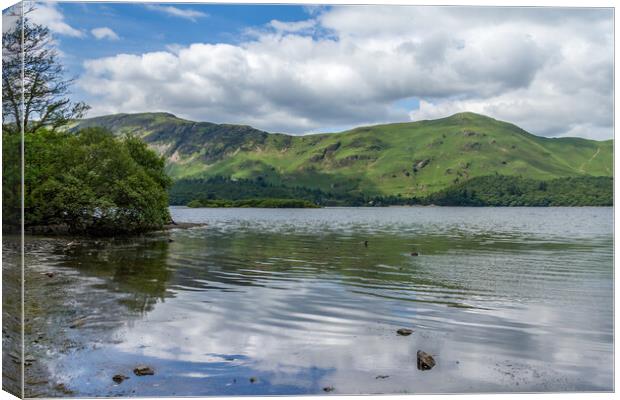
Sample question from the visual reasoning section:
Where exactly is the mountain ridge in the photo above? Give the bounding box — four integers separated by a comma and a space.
70, 111, 613, 197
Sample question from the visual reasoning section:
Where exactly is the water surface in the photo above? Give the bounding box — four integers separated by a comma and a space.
19, 207, 614, 396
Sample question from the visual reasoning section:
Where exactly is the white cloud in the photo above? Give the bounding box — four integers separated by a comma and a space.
29, 1, 83, 37
79, 6, 613, 139
269, 19, 316, 34
144, 4, 208, 22
91, 26, 119, 41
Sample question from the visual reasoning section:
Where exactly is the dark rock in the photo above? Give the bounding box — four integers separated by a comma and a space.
411, 252, 419, 256
69, 317, 88, 329
415, 159, 430, 170
45, 272, 55, 278
309, 153, 324, 162
249, 377, 257, 383
417, 350, 436, 371
397, 328, 414, 336
54, 383, 73, 395
364, 240, 368, 247
375, 375, 389, 379
323, 386, 335, 392
112, 374, 129, 384
168, 238, 174, 243
324, 141, 341, 154
21, 355, 35, 366
462, 142, 482, 151
133, 365, 155, 376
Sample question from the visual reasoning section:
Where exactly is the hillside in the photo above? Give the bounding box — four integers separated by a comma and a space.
424, 175, 612, 206
71, 112, 613, 198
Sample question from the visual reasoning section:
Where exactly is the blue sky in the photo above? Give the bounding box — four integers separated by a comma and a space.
58, 3, 313, 62
52, 3, 321, 99
6, 2, 614, 138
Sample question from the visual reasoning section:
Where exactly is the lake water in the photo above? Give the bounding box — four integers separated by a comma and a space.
10, 207, 614, 396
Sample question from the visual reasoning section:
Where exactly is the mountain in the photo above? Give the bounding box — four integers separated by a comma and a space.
71, 112, 613, 198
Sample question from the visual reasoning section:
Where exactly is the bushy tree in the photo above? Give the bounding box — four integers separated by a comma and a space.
6, 127, 172, 234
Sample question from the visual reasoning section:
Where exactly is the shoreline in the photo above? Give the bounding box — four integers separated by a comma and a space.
11, 222, 208, 237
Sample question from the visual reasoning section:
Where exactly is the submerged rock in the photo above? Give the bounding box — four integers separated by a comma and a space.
417, 350, 436, 371
249, 377, 257, 383
24, 355, 36, 362
133, 365, 155, 376
69, 317, 88, 329
397, 328, 414, 336
323, 386, 335, 392
112, 374, 129, 384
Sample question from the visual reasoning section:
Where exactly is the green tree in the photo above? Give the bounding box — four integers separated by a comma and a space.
2, 4, 89, 231
14, 127, 172, 234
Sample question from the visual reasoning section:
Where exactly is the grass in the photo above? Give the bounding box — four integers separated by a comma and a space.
75, 111, 613, 197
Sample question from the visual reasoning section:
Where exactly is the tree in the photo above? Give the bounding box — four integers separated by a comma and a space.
2, 5, 89, 135
22, 127, 172, 234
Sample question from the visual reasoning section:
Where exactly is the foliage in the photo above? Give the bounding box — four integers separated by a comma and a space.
171, 176, 346, 205
186, 198, 320, 208
424, 175, 613, 206
2, 7, 88, 135
173, 174, 612, 208
3, 127, 171, 234
170, 176, 409, 206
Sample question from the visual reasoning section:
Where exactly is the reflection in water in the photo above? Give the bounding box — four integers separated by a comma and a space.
23, 207, 613, 396
60, 239, 172, 314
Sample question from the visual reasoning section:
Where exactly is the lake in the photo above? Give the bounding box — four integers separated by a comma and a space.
5, 207, 613, 396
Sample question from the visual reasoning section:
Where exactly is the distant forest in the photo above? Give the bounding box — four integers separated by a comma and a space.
170, 175, 612, 207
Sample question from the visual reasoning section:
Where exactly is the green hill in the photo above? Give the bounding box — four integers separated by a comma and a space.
71, 112, 613, 199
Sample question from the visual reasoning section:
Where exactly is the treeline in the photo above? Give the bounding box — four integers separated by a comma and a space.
172, 175, 612, 208
3, 127, 172, 234
170, 176, 371, 206
187, 198, 319, 208
424, 175, 612, 206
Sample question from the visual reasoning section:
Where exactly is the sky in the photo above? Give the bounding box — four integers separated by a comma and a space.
3, 1, 615, 139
